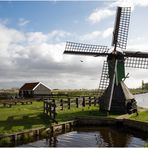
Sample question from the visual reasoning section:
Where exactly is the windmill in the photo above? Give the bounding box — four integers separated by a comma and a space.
63, 7, 148, 114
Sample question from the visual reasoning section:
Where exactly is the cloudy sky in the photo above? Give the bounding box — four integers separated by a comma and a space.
0, 0, 148, 89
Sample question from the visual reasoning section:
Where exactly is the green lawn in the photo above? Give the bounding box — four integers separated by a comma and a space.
0, 102, 51, 134
1, 100, 148, 135
0, 102, 100, 134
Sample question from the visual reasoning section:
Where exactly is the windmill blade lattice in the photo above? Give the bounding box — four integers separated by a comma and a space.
98, 61, 109, 97
112, 7, 131, 49
64, 42, 109, 56
125, 57, 148, 69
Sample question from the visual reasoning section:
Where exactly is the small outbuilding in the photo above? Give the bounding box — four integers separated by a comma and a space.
19, 82, 51, 98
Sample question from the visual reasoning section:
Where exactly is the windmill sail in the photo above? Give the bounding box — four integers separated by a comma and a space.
64, 42, 109, 57
112, 7, 131, 49
124, 51, 148, 69
125, 57, 148, 69
98, 61, 109, 97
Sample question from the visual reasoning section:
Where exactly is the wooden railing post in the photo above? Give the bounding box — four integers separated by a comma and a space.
60, 99, 63, 110
94, 97, 97, 106
76, 97, 79, 108
82, 96, 85, 107
68, 98, 70, 109
49, 103, 51, 117
52, 103, 56, 120
89, 97, 91, 107
43, 101, 45, 113
45, 101, 48, 114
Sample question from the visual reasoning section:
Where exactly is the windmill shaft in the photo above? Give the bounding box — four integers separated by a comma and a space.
124, 51, 148, 58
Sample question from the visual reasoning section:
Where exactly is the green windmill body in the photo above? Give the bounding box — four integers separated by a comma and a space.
99, 51, 135, 114
107, 51, 125, 85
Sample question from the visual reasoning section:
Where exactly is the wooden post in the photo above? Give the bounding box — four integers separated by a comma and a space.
94, 97, 97, 106
89, 97, 91, 106
43, 101, 45, 113
76, 98, 79, 108
60, 99, 63, 110
68, 98, 70, 109
12, 134, 17, 146
45, 101, 48, 114
52, 99, 56, 120
82, 96, 85, 107
49, 103, 51, 117
53, 103, 56, 120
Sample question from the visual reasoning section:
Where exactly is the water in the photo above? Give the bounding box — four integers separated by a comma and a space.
21, 93, 148, 147
21, 126, 147, 147
134, 93, 148, 109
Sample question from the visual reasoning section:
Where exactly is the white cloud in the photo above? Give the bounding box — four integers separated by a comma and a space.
26, 32, 48, 44
0, 24, 25, 58
18, 18, 30, 26
88, 8, 115, 24
110, 0, 148, 10
0, 18, 9, 25
0, 22, 104, 89
102, 27, 113, 38
80, 31, 101, 42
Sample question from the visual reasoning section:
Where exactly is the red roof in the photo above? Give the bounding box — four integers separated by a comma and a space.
20, 82, 40, 90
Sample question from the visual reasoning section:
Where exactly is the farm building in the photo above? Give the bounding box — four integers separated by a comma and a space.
19, 82, 51, 98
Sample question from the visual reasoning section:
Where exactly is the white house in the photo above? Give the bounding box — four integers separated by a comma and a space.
19, 82, 51, 98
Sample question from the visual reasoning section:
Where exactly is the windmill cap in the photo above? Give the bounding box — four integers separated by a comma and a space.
108, 47, 124, 54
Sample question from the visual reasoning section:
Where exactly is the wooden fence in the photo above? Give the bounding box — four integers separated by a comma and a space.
43, 96, 98, 121
43, 100, 56, 121
0, 99, 33, 107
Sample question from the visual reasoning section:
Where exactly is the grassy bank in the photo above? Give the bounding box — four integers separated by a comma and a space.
129, 110, 148, 122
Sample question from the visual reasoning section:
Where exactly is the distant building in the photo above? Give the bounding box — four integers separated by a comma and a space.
142, 80, 148, 90
19, 82, 51, 98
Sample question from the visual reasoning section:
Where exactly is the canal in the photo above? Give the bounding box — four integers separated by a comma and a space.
21, 93, 148, 147
21, 126, 147, 147
135, 93, 148, 109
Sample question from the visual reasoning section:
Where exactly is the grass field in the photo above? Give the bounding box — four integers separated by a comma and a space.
0, 101, 100, 134
0, 99, 148, 135
0, 102, 48, 134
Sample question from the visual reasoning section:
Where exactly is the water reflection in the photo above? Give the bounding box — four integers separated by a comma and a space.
22, 126, 147, 147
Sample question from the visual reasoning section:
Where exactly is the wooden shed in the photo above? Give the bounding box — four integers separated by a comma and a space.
19, 82, 51, 98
